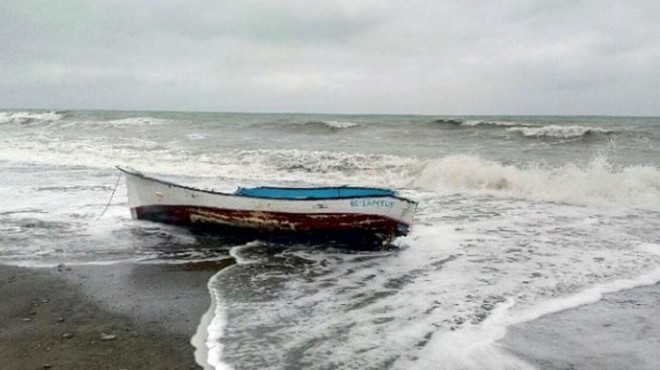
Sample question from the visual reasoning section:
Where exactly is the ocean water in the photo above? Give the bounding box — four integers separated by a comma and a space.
1, 110, 660, 369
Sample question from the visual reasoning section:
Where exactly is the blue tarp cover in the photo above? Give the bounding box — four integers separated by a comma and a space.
235, 186, 396, 200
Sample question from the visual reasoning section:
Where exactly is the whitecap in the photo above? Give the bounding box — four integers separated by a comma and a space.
0, 111, 65, 125
321, 120, 360, 129
507, 125, 616, 139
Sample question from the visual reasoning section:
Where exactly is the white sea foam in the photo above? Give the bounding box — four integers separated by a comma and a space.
403, 299, 536, 370
202, 242, 263, 370
206, 270, 233, 370
193, 295, 216, 370
415, 242, 660, 370
197, 205, 660, 370
321, 120, 360, 129
462, 120, 523, 128
298, 120, 361, 130
101, 117, 169, 126
0, 111, 65, 125
415, 154, 660, 209
187, 133, 209, 140
2, 131, 659, 210
507, 125, 615, 139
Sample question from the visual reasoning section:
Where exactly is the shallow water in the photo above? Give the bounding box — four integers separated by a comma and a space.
1, 110, 660, 369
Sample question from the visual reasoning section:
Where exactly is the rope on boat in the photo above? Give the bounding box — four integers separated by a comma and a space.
97, 172, 122, 220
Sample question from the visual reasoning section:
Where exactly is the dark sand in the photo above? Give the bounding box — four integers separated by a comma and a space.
502, 283, 660, 370
0, 260, 232, 370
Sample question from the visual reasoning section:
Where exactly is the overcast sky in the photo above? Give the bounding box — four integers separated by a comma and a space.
1, 0, 659, 115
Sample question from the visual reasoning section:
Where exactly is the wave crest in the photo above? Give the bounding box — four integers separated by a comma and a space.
415, 155, 660, 208
302, 120, 361, 130
163, 151, 660, 209
101, 117, 168, 126
506, 125, 616, 139
2, 132, 658, 209
0, 111, 66, 125
432, 119, 527, 128
462, 120, 524, 128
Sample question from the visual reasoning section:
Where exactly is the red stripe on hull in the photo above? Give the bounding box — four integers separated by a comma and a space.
133, 205, 407, 235
133, 205, 410, 249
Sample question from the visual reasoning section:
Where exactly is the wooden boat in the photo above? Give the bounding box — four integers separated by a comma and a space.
116, 166, 417, 248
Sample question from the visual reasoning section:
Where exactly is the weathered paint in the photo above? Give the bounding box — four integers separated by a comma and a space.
117, 166, 417, 247
135, 205, 403, 233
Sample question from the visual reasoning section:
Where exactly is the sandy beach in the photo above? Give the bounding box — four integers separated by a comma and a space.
0, 261, 232, 370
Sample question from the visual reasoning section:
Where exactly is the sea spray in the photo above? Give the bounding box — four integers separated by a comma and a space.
0, 110, 65, 125
414, 155, 660, 209
3, 125, 659, 210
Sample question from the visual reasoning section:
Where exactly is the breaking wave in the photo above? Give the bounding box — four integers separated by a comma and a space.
100, 117, 169, 126
0, 111, 66, 125
432, 118, 464, 126
225, 151, 660, 209
238, 152, 660, 209
414, 155, 660, 209
461, 120, 526, 128
316, 120, 360, 129
2, 128, 659, 209
296, 120, 361, 131
507, 125, 617, 139
432, 119, 528, 128
431, 119, 618, 140
253, 119, 362, 133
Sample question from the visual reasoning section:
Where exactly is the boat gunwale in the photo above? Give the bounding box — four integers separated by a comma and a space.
115, 165, 417, 204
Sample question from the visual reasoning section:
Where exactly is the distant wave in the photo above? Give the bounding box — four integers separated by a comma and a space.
301, 120, 361, 130
432, 118, 530, 128
254, 119, 362, 133
462, 120, 530, 128
432, 118, 620, 140
101, 117, 168, 126
507, 125, 617, 139
0, 111, 66, 125
432, 118, 464, 126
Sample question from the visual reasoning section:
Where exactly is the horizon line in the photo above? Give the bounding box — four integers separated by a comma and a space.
2, 106, 659, 119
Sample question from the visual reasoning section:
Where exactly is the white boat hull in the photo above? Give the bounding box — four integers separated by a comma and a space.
118, 167, 417, 247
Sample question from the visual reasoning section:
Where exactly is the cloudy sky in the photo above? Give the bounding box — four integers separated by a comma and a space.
1, 0, 659, 115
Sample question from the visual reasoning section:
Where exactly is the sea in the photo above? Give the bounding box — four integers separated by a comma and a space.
1, 110, 660, 370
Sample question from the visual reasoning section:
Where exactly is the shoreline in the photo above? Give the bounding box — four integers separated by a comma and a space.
0, 260, 232, 370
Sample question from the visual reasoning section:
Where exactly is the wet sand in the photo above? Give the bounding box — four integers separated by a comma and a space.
501, 283, 660, 370
0, 260, 232, 370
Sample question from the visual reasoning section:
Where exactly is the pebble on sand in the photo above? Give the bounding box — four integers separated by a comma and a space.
61, 332, 74, 339
100, 333, 116, 341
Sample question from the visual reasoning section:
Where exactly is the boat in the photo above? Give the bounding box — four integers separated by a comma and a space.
116, 166, 417, 248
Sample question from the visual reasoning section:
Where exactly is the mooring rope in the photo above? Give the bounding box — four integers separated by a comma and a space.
97, 172, 122, 220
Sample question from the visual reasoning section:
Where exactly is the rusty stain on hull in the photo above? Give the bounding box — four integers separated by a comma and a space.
133, 205, 406, 247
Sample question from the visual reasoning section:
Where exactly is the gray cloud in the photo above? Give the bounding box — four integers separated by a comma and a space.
1, 0, 659, 115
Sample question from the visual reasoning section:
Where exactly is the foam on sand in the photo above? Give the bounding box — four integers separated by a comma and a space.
410, 243, 660, 370
195, 242, 262, 370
